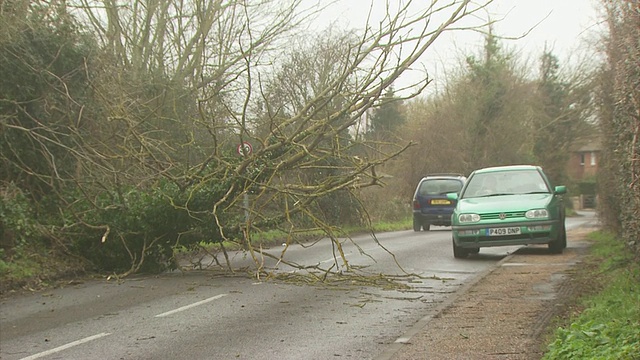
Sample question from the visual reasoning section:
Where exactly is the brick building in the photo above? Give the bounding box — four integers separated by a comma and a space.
567, 140, 601, 180
567, 139, 601, 209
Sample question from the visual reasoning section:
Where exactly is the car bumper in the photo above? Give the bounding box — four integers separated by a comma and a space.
451, 219, 561, 248
413, 212, 453, 225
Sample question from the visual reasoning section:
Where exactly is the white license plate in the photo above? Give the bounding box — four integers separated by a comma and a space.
486, 227, 521, 236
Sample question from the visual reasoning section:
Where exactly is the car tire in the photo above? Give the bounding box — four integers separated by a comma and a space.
548, 233, 564, 254
423, 223, 431, 231
452, 237, 468, 258
413, 220, 422, 232
561, 222, 567, 249
468, 248, 480, 254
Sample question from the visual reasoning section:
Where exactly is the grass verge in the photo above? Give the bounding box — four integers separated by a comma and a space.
250, 218, 413, 247
542, 230, 640, 359
2, 219, 414, 294
194, 218, 413, 252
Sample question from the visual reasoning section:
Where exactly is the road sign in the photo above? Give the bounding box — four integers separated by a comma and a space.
237, 141, 253, 156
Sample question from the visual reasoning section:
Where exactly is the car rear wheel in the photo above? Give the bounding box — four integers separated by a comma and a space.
423, 223, 431, 231
452, 237, 469, 258
413, 220, 421, 232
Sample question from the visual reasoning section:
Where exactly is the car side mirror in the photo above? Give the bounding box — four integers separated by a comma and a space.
554, 185, 567, 195
446, 192, 459, 200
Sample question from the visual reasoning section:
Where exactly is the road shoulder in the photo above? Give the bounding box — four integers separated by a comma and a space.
380, 226, 597, 360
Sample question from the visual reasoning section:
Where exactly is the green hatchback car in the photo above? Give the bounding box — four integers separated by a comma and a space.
448, 165, 567, 258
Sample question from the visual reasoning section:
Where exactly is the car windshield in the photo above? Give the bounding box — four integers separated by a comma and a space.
462, 170, 550, 198
418, 179, 463, 195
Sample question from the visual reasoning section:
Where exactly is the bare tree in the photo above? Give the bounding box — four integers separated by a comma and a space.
3, 0, 498, 276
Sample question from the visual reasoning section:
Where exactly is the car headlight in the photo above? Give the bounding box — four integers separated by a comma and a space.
458, 213, 480, 223
525, 209, 549, 219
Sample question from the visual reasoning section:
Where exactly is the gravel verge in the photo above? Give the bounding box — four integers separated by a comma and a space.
379, 227, 597, 360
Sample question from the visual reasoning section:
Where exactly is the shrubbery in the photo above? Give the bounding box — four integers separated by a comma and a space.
0, 183, 65, 287
0, 183, 39, 254
543, 231, 640, 359
67, 178, 248, 274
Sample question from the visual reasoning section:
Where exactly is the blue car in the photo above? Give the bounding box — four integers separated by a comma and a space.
412, 173, 466, 231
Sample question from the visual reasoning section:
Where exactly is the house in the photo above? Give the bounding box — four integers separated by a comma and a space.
567, 138, 601, 209
567, 139, 601, 181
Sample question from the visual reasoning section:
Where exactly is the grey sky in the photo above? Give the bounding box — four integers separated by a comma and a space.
307, 0, 602, 96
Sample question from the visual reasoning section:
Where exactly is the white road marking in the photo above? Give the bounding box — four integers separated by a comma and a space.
155, 294, 228, 318
19, 332, 111, 360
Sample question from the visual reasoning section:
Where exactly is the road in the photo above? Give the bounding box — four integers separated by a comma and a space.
0, 213, 597, 360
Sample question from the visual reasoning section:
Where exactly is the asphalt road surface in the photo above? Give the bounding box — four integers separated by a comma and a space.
0, 212, 597, 360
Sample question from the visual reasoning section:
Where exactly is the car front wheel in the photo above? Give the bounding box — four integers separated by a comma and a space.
548, 232, 564, 254
549, 221, 567, 254
452, 237, 469, 258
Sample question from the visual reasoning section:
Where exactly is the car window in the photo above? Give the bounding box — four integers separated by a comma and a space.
462, 170, 549, 198
418, 179, 463, 195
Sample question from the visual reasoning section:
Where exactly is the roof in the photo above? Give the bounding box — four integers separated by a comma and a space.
423, 173, 465, 179
574, 143, 602, 152
472, 165, 540, 174
571, 138, 602, 152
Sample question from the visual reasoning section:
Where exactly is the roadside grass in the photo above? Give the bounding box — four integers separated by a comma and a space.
542, 231, 640, 360
0, 246, 87, 294
2, 218, 414, 293
0, 249, 38, 281
565, 207, 579, 217
255, 218, 413, 245
198, 217, 413, 251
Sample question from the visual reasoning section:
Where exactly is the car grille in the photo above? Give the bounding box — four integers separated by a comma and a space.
480, 211, 526, 220
459, 232, 550, 243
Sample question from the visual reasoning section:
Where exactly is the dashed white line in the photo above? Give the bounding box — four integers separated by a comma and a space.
155, 294, 228, 318
394, 337, 411, 343
19, 332, 111, 360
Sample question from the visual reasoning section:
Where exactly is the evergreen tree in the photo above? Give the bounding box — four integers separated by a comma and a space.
534, 50, 593, 186
463, 31, 525, 169
534, 51, 571, 185
368, 87, 405, 140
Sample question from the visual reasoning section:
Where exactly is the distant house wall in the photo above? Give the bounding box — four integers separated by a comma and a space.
567, 141, 600, 210
568, 150, 599, 180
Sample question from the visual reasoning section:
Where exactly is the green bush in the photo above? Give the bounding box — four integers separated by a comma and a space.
0, 183, 39, 253
0, 186, 53, 284
577, 179, 597, 195
543, 231, 640, 360
70, 179, 244, 273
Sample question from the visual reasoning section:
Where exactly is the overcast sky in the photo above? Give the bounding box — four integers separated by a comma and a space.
306, 0, 603, 95
482, 0, 601, 59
